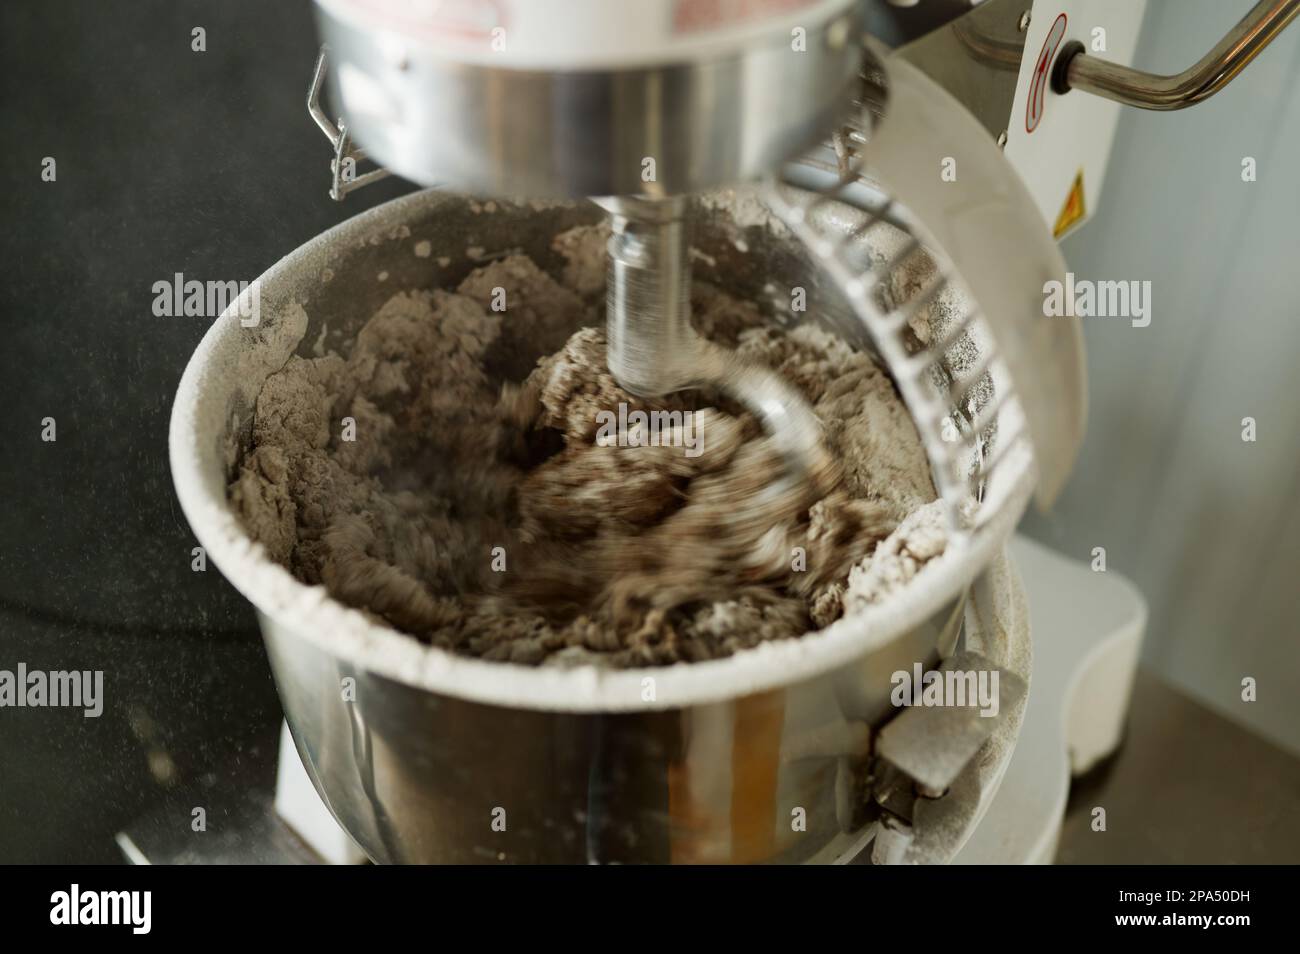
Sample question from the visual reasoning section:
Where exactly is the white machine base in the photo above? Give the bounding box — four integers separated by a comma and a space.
953, 536, 1145, 863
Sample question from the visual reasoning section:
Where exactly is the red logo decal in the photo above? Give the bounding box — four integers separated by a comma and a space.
1027, 13, 1068, 134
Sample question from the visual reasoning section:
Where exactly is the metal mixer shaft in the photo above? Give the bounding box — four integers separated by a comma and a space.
602, 196, 834, 505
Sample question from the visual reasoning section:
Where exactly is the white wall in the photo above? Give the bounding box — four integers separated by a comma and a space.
1020, 0, 1300, 755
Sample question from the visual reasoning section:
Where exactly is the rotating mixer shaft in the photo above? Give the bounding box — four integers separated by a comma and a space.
600, 195, 837, 515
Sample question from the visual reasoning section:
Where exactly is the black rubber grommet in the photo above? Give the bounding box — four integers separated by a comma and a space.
1052, 40, 1085, 95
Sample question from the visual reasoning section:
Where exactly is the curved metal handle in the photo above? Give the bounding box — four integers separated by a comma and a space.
1057, 0, 1300, 110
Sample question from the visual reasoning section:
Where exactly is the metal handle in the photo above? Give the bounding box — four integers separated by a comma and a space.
1057, 0, 1300, 110
307, 47, 393, 200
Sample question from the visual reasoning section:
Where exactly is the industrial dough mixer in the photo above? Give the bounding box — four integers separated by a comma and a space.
158, 0, 1299, 864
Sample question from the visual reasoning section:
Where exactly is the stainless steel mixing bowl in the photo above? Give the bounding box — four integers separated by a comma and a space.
170, 189, 1031, 863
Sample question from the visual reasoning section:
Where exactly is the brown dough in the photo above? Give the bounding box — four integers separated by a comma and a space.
229, 227, 943, 668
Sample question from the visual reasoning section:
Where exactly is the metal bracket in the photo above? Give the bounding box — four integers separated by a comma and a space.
307, 47, 393, 201
875, 650, 1028, 797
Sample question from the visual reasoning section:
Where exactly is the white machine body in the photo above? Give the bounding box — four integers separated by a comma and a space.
1006, 0, 1149, 239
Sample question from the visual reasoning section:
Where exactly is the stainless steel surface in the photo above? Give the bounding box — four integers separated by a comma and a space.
265, 610, 945, 864
602, 194, 834, 510
601, 196, 695, 397
311, 2, 864, 198
894, 0, 1031, 139
876, 649, 1028, 795
118, 669, 1300, 864
259, 542, 1028, 865
1061, 0, 1300, 110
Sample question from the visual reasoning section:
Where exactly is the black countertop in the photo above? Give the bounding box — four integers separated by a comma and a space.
0, 0, 411, 863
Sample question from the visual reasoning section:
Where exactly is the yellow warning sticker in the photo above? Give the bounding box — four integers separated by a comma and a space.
1054, 170, 1087, 238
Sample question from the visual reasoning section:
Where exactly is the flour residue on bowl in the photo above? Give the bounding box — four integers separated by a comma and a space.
228, 224, 946, 668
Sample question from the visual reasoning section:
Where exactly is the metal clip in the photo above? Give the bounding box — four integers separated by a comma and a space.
307, 47, 393, 201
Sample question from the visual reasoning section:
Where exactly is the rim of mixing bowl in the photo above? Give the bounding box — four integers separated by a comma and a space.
169, 188, 1035, 713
